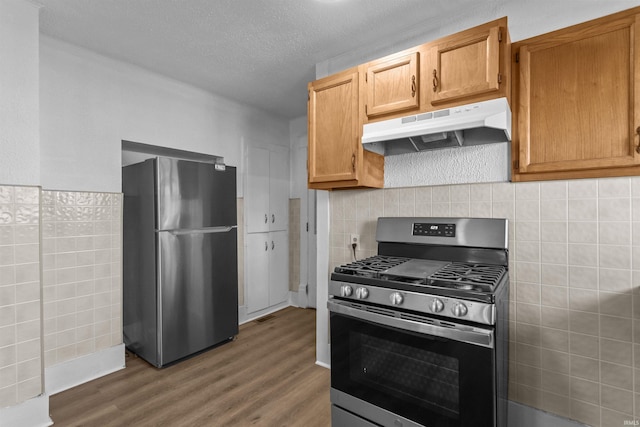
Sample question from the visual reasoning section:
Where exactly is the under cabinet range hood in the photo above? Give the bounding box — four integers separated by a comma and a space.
362, 97, 511, 156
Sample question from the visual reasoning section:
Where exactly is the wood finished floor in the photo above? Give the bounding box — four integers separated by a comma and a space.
49, 307, 330, 426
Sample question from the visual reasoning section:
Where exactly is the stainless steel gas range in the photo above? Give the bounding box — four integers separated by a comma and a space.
328, 217, 509, 427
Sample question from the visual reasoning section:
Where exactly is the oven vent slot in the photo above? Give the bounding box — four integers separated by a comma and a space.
400, 313, 463, 330
400, 312, 437, 325
340, 300, 465, 330
364, 305, 397, 317
439, 320, 458, 328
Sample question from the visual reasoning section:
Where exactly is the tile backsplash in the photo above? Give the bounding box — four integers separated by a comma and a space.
0, 186, 123, 410
0, 186, 42, 408
41, 190, 122, 368
329, 177, 640, 427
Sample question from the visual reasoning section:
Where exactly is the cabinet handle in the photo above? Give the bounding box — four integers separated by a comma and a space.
411, 75, 416, 97
636, 127, 640, 154
264, 214, 268, 224
432, 69, 438, 92
272, 214, 275, 223
272, 241, 275, 250
264, 241, 268, 251
351, 153, 356, 172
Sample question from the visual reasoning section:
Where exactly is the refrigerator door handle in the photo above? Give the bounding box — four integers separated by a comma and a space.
160, 225, 237, 236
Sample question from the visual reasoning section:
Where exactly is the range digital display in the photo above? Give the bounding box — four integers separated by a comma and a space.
413, 223, 456, 237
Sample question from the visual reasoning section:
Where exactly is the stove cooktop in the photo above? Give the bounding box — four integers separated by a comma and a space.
333, 255, 506, 294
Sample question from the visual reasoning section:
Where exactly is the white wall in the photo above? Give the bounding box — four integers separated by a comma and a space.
321, 0, 637, 76
39, 37, 290, 194
0, 0, 40, 186
289, 116, 307, 199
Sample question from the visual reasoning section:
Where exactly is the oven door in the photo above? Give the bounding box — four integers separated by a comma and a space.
329, 300, 496, 427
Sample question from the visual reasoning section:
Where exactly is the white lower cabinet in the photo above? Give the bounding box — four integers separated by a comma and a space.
246, 231, 289, 314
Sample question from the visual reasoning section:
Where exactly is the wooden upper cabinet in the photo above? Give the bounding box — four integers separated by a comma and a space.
308, 68, 359, 184
363, 50, 420, 119
512, 8, 640, 181
426, 18, 508, 107
307, 68, 384, 189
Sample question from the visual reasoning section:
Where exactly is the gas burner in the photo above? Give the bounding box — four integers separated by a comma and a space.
428, 262, 506, 292
450, 283, 475, 291
334, 255, 409, 278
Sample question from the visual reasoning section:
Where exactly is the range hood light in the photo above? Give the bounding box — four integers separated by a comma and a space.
421, 132, 448, 143
362, 98, 510, 156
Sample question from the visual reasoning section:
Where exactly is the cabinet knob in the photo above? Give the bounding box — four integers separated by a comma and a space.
272, 240, 275, 250
272, 214, 275, 223
351, 153, 356, 172
411, 75, 416, 98
432, 69, 439, 92
264, 241, 268, 251
636, 127, 640, 154
264, 214, 268, 224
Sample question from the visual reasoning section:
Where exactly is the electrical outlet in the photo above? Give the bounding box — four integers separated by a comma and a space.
350, 234, 360, 247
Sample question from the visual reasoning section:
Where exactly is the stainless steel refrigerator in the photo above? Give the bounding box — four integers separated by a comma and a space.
122, 157, 238, 367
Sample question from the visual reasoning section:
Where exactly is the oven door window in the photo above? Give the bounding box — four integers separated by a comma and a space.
331, 312, 495, 427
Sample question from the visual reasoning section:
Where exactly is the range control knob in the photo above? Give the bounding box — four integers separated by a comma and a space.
390, 292, 404, 306
340, 285, 353, 297
451, 302, 468, 317
355, 287, 369, 299
430, 298, 444, 313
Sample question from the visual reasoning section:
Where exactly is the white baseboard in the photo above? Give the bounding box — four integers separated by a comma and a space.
315, 360, 330, 369
0, 393, 51, 427
238, 301, 291, 325
45, 344, 125, 396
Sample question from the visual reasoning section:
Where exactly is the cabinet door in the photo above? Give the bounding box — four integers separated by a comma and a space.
364, 51, 419, 118
513, 12, 640, 177
246, 233, 270, 314
428, 24, 502, 105
245, 147, 270, 233
269, 150, 289, 232
268, 231, 289, 306
308, 68, 360, 183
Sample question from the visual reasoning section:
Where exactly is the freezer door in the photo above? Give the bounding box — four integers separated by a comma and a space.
156, 157, 237, 230
157, 227, 239, 366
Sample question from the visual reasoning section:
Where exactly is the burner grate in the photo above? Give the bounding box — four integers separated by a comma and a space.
334, 255, 409, 278
428, 263, 506, 291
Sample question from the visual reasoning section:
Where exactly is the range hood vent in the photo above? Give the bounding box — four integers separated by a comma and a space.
362, 97, 511, 156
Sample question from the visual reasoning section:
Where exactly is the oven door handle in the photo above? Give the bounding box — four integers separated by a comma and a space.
328, 300, 494, 348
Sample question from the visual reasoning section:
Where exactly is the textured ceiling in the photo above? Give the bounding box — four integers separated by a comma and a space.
37, 0, 482, 119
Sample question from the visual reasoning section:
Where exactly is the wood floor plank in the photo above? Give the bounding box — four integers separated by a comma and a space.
49, 307, 331, 426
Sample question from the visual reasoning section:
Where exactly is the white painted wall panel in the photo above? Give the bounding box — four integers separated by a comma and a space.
39, 37, 289, 194
0, 0, 40, 186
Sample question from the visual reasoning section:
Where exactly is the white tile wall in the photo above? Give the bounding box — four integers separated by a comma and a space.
41, 190, 122, 368
330, 176, 640, 427
0, 185, 41, 408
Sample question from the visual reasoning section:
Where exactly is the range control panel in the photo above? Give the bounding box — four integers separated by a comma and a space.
413, 222, 456, 237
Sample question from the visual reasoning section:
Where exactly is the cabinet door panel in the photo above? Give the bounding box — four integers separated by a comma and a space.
269, 150, 289, 232
246, 233, 270, 314
246, 147, 270, 233
365, 52, 419, 118
516, 14, 640, 175
430, 26, 501, 105
308, 70, 359, 183
268, 231, 289, 306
